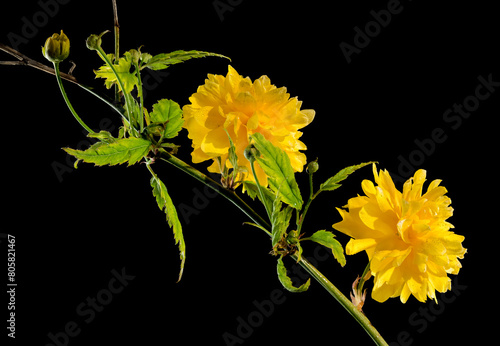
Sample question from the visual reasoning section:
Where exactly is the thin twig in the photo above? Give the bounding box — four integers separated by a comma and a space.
112, 0, 120, 103
0, 42, 126, 121
0, 42, 78, 84
112, 0, 120, 31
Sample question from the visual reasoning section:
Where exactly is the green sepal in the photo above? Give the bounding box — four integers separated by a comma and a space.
320, 162, 375, 192
87, 130, 116, 143
277, 256, 310, 293
226, 129, 239, 175
141, 50, 230, 71
63, 137, 151, 166
250, 133, 303, 210
150, 175, 186, 282
220, 130, 247, 189
303, 230, 346, 267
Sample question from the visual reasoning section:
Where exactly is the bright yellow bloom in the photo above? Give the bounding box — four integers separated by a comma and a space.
182, 66, 315, 186
332, 164, 466, 303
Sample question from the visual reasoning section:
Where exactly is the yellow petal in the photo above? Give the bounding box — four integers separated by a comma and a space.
345, 238, 377, 255
200, 127, 229, 156
372, 281, 400, 303
333, 208, 374, 240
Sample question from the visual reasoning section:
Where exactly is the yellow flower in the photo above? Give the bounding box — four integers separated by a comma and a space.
42, 30, 70, 63
332, 164, 466, 303
182, 66, 315, 186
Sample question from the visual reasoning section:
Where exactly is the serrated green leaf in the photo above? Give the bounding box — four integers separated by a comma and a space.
94, 55, 138, 94
151, 176, 185, 282
250, 133, 303, 209
320, 161, 375, 192
304, 230, 346, 267
142, 50, 230, 71
242, 181, 275, 214
149, 99, 184, 139
271, 197, 293, 249
277, 256, 310, 292
63, 137, 151, 166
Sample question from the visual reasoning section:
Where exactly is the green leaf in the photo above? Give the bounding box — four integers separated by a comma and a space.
277, 256, 310, 292
304, 230, 346, 267
142, 50, 230, 71
320, 161, 375, 192
243, 222, 270, 235
250, 133, 303, 209
63, 137, 151, 166
242, 181, 274, 212
94, 54, 138, 94
151, 176, 185, 282
271, 197, 293, 249
149, 99, 184, 139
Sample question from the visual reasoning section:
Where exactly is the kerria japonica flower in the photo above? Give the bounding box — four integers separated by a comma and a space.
332, 164, 466, 303
182, 66, 315, 186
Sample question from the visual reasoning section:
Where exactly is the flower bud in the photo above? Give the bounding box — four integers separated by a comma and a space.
86, 30, 109, 51
244, 144, 260, 162
307, 159, 319, 174
42, 30, 70, 63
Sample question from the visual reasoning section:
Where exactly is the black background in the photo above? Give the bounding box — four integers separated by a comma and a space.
1, 0, 497, 345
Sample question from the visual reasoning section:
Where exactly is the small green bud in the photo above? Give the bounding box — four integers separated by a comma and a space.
42, 30, 70, 63
86, 30, 109, 51
244, 144, 261, 162
125, 49, 141, 65
307, 159, 319, 174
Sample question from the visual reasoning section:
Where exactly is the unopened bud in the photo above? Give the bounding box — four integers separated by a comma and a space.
307, 159, 319, 174
42, 30, 70, 63
86, 30, 109, 51
244, 144, 260, 162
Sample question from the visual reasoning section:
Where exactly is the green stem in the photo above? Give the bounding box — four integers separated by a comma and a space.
297, 170, 315, 234
358, 262, 372, 293
158, 149, 271, 234
53, 62, 94, 134
156, 150, 387, 345
249, 158, 272, 222
133, 62, 144, 133
290, 254, 388, 346
112, 0, 120, 104
75, 83, 129, 126
95, 46, 138, 136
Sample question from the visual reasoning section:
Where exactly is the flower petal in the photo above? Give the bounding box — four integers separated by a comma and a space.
346, 238, 377, 255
